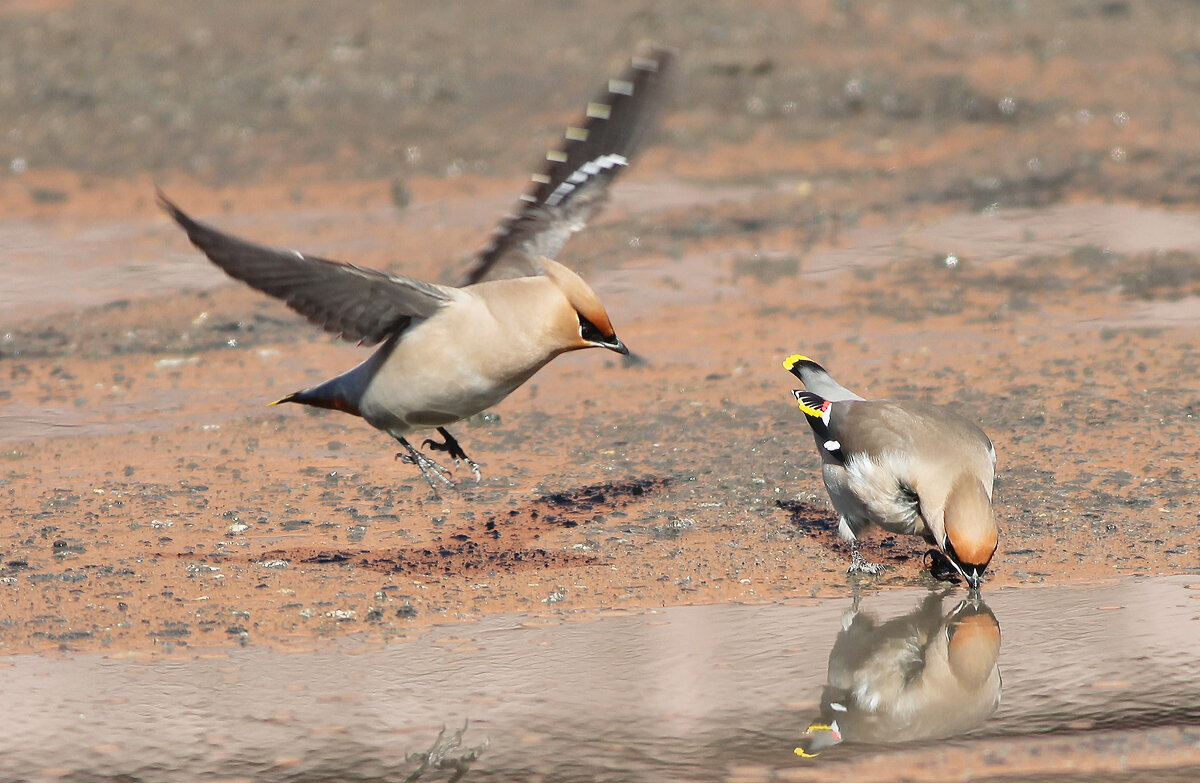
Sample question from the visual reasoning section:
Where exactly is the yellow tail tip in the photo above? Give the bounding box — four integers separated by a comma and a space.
783, 354, 812, 371
794, 721, 832, 756
267, 395, 292, 407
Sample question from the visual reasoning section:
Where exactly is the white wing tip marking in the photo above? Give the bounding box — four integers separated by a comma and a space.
545, 183, 576, 207
608, 78, 635, 96
544, 154, 629, 207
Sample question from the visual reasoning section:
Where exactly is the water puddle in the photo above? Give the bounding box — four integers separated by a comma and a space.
907, 203, 1200, 261
0, 216, 227, 322
25, 187, 1181, 329
2, 577, 1197, 782
0, 179, 752, 323
807, 202, 1200, 294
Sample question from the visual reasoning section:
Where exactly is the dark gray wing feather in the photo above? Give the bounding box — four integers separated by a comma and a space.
462, 45, 675, 285
159, 192, 454, 345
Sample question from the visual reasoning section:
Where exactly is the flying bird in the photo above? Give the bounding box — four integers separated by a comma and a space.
784, 355, 998, 589
161, 47, 673, 489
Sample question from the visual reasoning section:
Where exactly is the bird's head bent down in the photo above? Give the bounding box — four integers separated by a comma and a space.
939, 474, 998, 591
539, 258, 628, 355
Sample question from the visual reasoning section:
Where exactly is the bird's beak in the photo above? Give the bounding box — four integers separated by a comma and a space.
601, 334, 629, 355
928, 547, 987, 591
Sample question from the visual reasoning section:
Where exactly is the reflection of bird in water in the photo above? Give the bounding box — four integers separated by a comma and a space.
795, 590, 1001, 757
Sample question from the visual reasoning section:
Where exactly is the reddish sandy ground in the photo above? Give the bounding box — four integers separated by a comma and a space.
2, 0, 1198, 656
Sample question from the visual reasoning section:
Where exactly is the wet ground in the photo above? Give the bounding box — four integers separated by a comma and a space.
3, 579, 1199, 782
2, 0, 1200, 780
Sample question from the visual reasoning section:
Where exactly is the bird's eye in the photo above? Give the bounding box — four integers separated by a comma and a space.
578, 314, 607, 343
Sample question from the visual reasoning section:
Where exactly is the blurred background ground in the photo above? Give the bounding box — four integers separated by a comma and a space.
1, 0, 1198, 654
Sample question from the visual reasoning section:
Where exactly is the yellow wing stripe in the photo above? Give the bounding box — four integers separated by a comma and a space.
796, 401, 823, 418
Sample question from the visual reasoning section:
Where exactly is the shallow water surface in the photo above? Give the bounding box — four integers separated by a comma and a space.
2, 578, 1198, 782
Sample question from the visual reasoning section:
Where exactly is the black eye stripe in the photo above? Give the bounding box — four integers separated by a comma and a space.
578, 314, 607, 342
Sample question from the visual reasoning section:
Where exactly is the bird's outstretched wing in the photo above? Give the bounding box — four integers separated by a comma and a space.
462, 45, 675, 285
159, 192, 456, 346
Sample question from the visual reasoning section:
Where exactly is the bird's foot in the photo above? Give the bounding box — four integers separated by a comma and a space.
422, 428, 482, 483
847, 547, 886, 576
395, 438, 454, 491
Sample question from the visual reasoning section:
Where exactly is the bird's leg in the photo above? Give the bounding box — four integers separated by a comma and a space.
395, 436, 454, 490
422, 427, 482, 482
842, 586, 863, 630
847, 540, 885, 575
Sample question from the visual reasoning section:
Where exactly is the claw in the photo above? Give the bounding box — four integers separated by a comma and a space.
847, 541, 886, 575
395, 437, 454, 492
421, 427, 483, 483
